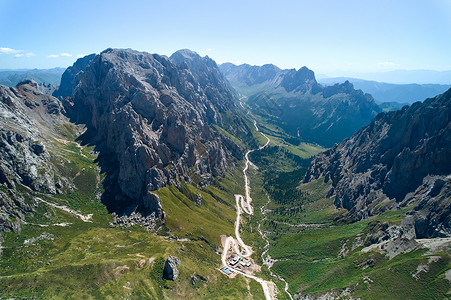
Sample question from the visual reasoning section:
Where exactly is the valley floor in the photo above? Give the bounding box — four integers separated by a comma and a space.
1, 117, 450, 300
218, 121, 275, 300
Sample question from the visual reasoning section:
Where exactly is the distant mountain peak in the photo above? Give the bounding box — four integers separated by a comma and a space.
171, 48, 200, 59
261, 63, 281, 71
220, 62, 380, 146
318, 76, 451, 105
279, 66, 319, 93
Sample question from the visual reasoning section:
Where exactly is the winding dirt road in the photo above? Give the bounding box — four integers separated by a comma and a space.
220, 120, 275, 300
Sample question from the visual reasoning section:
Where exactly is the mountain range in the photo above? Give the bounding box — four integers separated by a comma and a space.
220, 63, 381, 147
1, 48, 450, 299
319, 77, 451, 105
319, 69, 451, 85
0, 68, 65, 87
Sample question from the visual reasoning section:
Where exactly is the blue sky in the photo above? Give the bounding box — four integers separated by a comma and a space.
1, 0, 450, 76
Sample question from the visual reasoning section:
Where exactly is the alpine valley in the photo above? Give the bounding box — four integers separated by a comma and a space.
0, 48, 450, 300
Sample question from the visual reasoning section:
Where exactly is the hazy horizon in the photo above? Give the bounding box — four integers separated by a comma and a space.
1, 0, 450, 76
2, 55, 451, 85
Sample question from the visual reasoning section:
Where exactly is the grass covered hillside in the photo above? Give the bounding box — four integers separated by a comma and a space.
0, 103, 269, 299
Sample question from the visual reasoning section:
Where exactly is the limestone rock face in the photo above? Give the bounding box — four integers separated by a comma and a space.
57, 48, 249, 214
163, 256, 181, 281
0, 82, 67, 194
53, 54, 96, 99
304, 88, 451, 238
170, 49, 237, 120
142, 192, 163, 218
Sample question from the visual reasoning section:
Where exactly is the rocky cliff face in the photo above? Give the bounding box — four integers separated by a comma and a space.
53, 54, 96, 99
220, 63, 380, 147
170, 49, 237, 116
0, 80, 72, 232
58, 48, 249, 214
304, 88, 451, 238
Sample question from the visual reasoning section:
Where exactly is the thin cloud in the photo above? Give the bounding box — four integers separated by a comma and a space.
0, 47, 23, 54
47, 52, 73, 58
14, 52, 35, 58
77, 54, 87, 58
0, 47, 35, 58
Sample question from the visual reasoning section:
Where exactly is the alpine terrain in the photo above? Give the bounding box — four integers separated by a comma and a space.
0, 48, 450, 300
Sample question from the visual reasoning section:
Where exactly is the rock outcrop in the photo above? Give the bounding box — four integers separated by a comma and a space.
303, 88, 451, 238
163, 256, 181, 281
57, 48, 251, 215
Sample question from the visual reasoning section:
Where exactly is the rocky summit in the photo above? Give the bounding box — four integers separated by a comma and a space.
55, 48, 252, 215
304, 88, 451, 238
220, 62, 321, 95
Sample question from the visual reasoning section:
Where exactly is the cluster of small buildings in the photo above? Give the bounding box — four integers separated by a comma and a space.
228, 255, 251, 268
220, 252, 254, 277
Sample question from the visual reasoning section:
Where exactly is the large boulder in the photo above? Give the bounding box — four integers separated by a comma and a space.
163, 256, 181, 281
